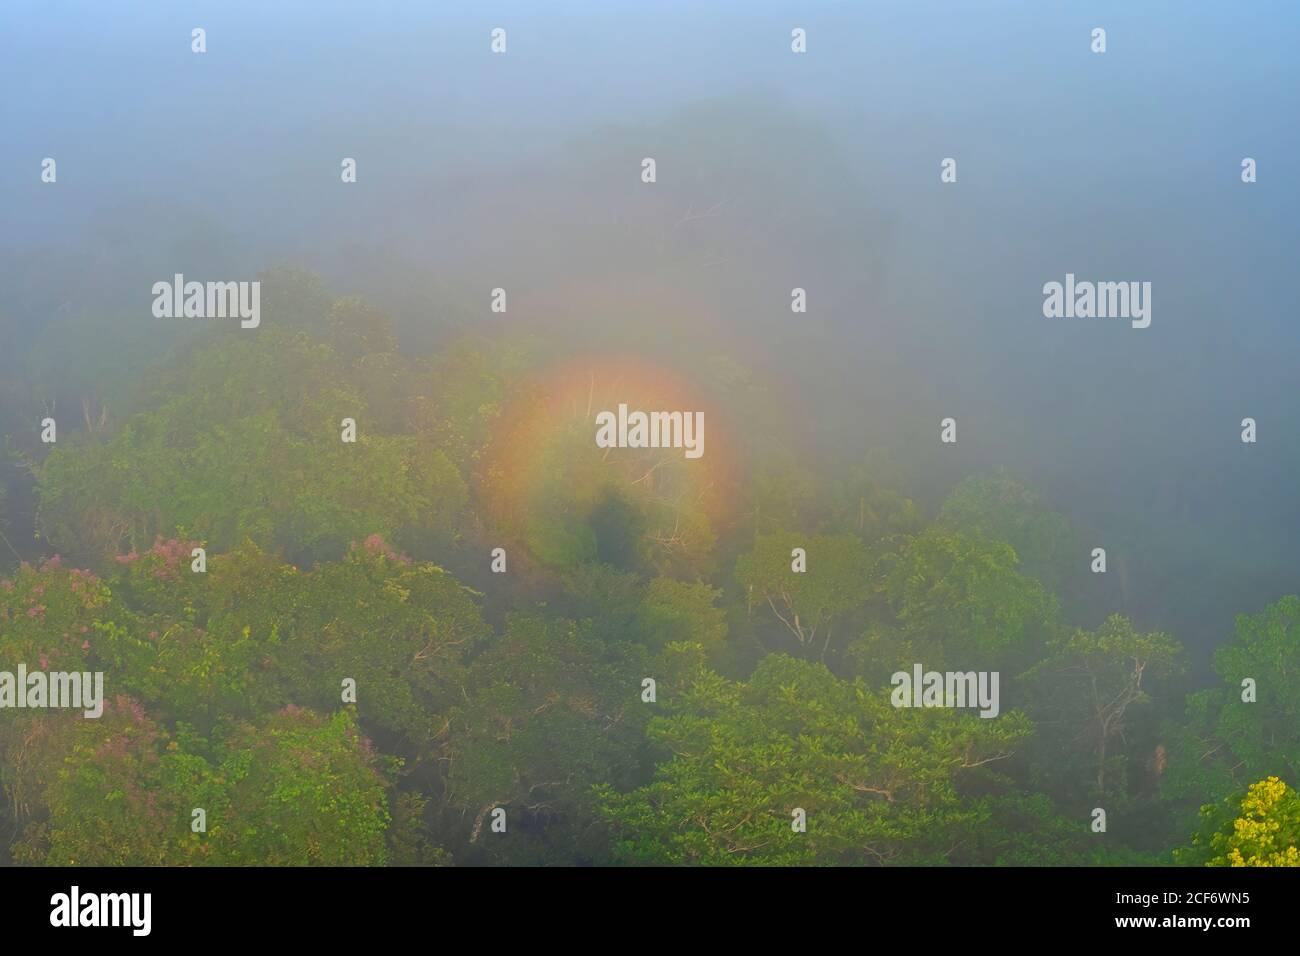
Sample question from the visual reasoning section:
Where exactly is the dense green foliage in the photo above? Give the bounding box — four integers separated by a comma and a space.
1, 277, 1295, 866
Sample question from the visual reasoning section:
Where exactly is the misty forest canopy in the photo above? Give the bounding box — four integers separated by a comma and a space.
0, 265, 1296, 867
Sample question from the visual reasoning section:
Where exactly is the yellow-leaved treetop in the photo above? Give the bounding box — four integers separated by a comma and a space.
1209, 776, 1300, 867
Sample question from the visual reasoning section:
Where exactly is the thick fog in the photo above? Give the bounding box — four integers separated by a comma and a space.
2, 0, 1298, 672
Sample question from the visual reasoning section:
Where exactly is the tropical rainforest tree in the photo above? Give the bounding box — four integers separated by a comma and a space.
1021, 614, 1183, 803
597, 652, 1035, 865
735, 532, 871, 656
1179, 776, 1300, 867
